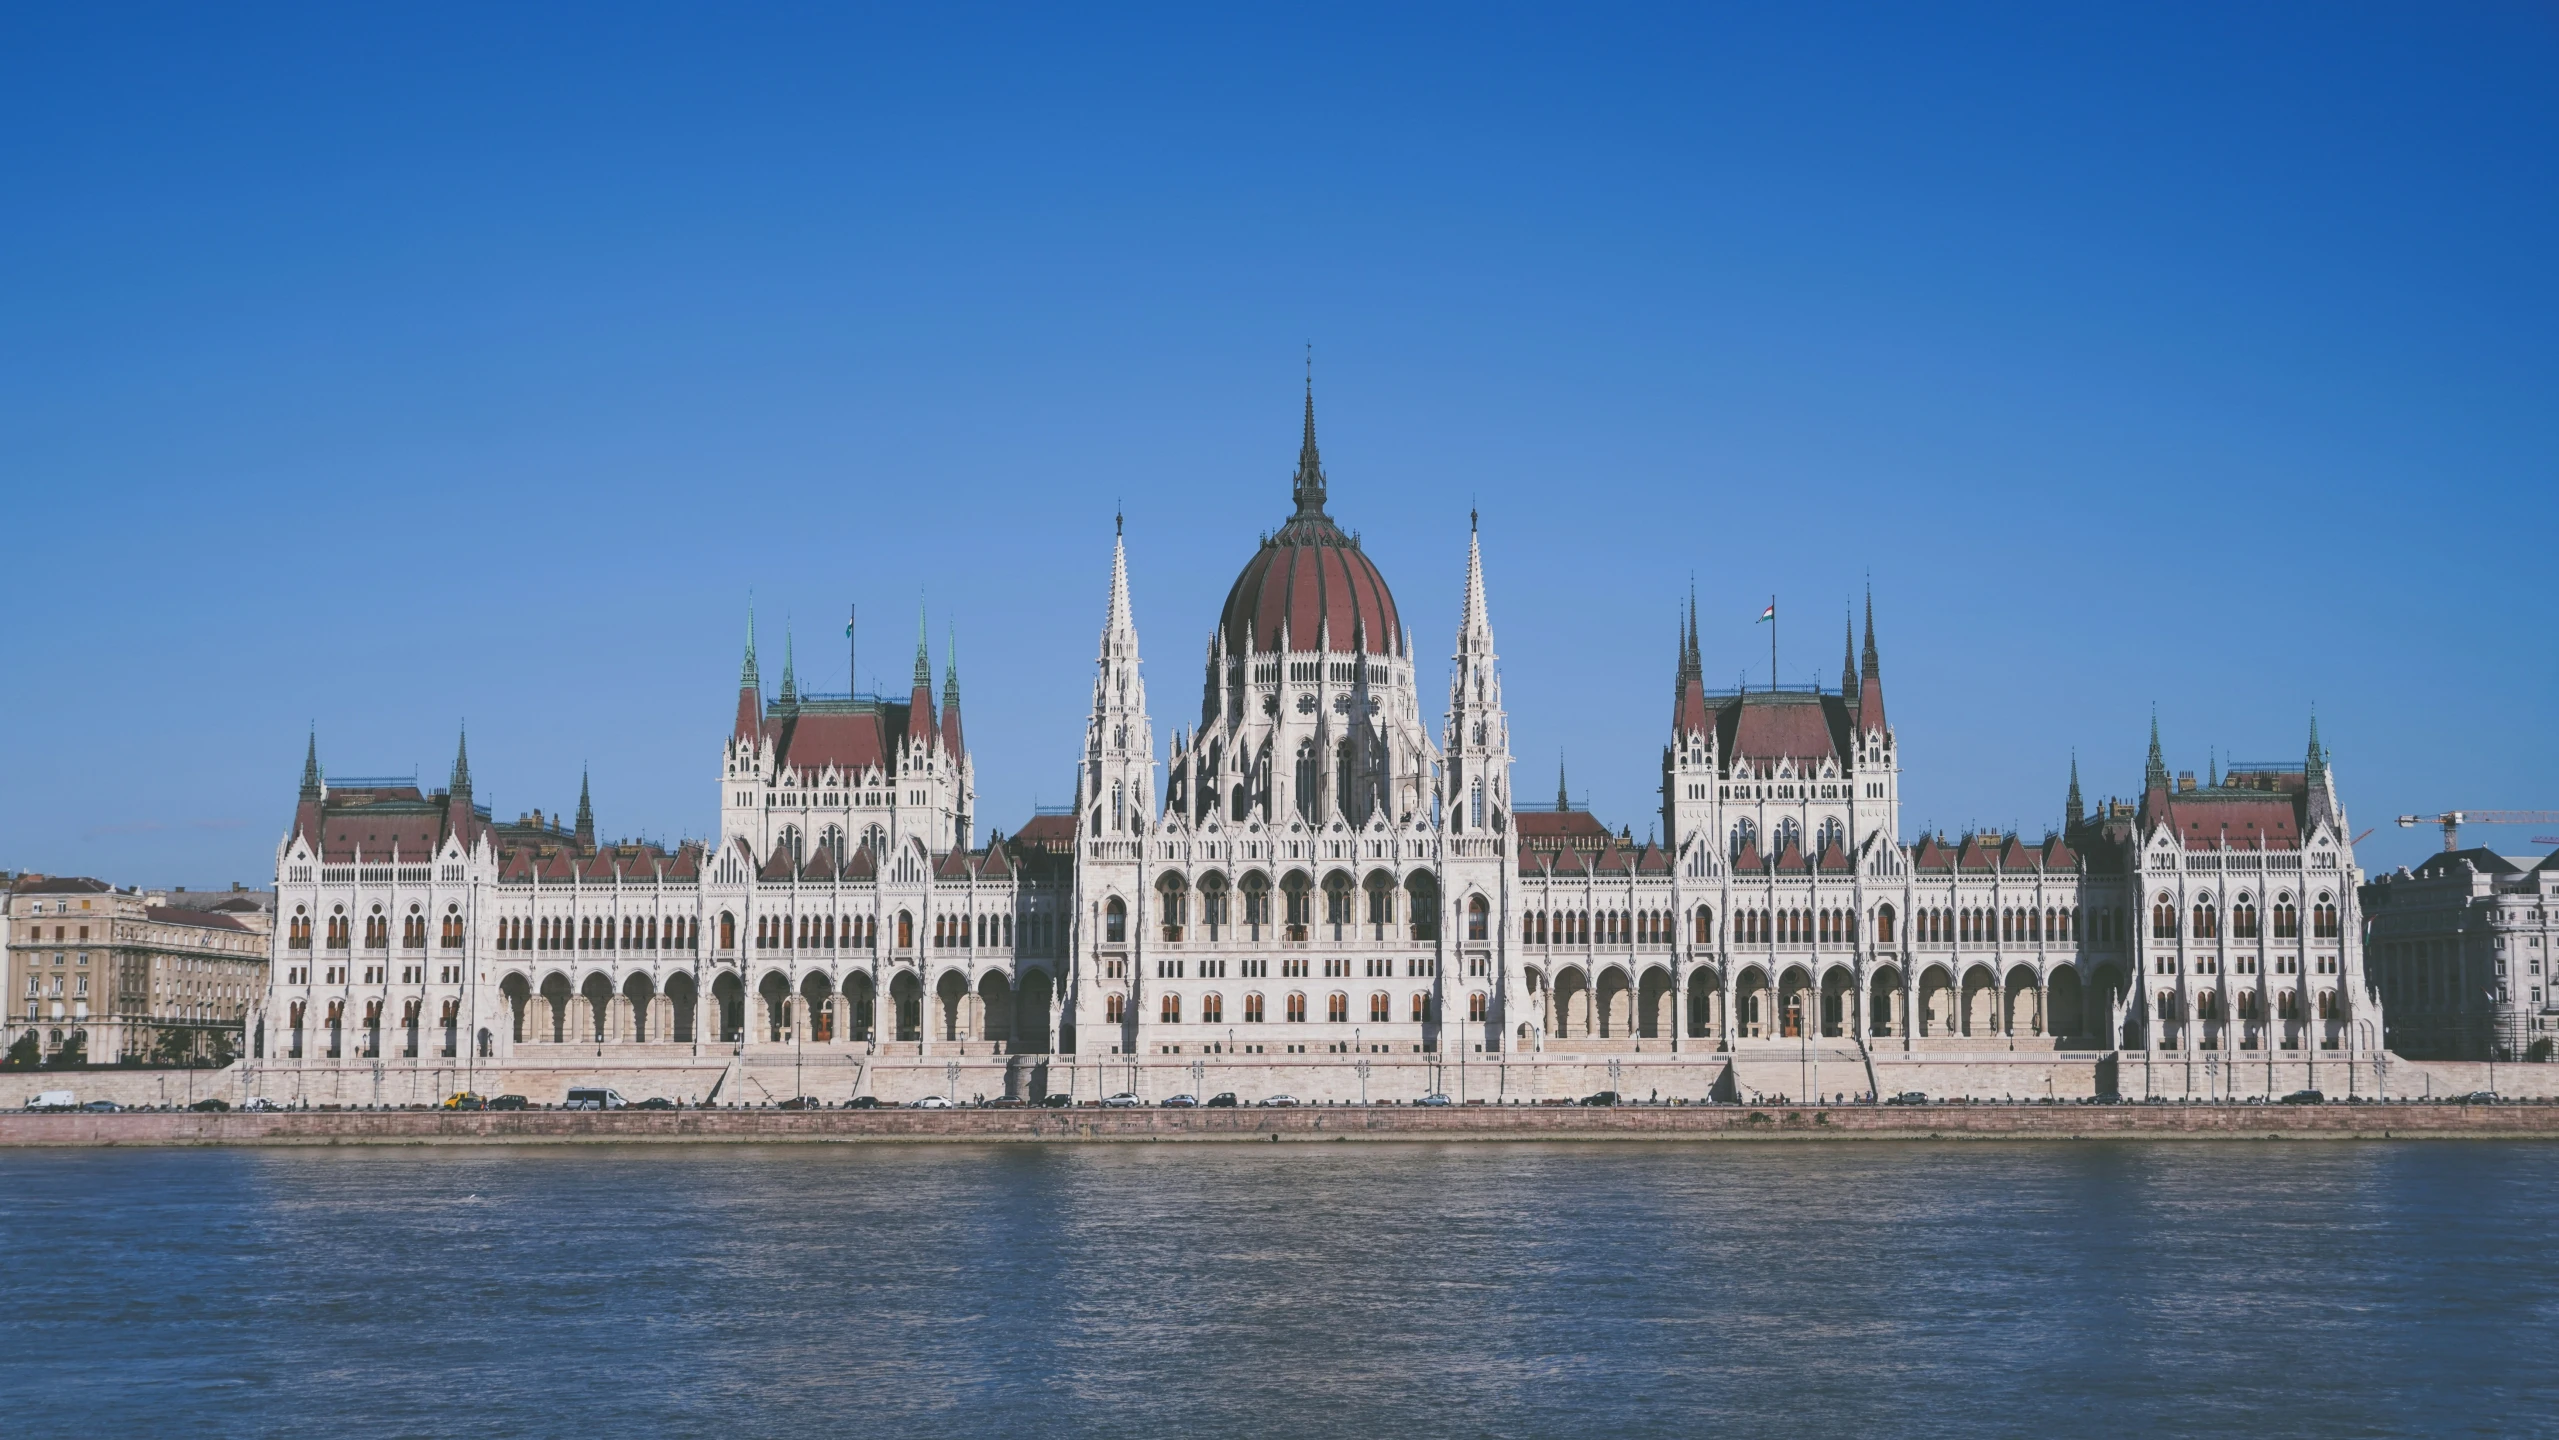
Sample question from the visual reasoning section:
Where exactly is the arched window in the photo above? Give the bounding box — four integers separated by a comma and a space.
2152, 894, 2177, 940
897, 910, 914, 949
1364, 871, 1396, 939
1405, 872, 1439, 941
1161, 993, 1181, 1024
1875, 904, 1895, 945
1410, 993, 1428, 1022
1730, 817, 1757, 861
1157, 873, 1189, 942
1202, 992, 1224, 1023
1329, 992, 1350, 1023
1694, 905, 1715, 945
2193, 899, 2218, 940
1367, 992, 1389, 1022
1111, 782, 1125, 832
1469, 992, 1487, 1022
1242, 872, 1272, 940
1245, 992, 1265, 1023
2314, 893, 2338, 939
1469, 777, 1485, 830
1322, 872, 1354, 938
1103, 897, 1126, 944
1286, 992, 1307, 1022
1105, 993, 1125, 1023
1199, 872, 1230, 940
1295, 740, 1319, 822
1467, 895, 1490, 941
1281, 873, 1312, 942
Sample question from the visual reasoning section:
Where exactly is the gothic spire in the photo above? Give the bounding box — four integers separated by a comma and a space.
2306, 708, 2328, 783
1557, 754, 1570, 812
574, 768, 595, 853
1458, 509, 1490, 645
1686, 584, 1702, 678
450, 726, 471, 796
779, 626, 798, 705
740, 605, 760, 689
2066, 751, 2084, 830
1840, 610, 1857, 697
299, 727, 321, 800
1291, 367, 1328, 519
943, 624, 962, 709
1861, 584, 1880, 679
2144, 708, 2169, 793
911, 604, 931, 689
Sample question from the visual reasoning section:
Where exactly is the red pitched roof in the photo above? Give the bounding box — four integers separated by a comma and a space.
2162, 794, 2301, 851
1515, 811, 1615, 852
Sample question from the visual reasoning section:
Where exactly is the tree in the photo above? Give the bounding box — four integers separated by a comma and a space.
46, 1032, 85, 1069
2, 1033, 37, 1069
151, 1027, 197, 1068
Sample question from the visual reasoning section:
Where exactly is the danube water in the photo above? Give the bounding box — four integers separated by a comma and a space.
3, 1140, 2555, 1437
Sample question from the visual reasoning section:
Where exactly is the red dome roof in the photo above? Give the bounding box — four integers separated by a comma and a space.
1216, 386, 1403, 657
1220, 519, 1402, 656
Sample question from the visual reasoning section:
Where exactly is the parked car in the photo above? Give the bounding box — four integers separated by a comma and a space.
846, 1095, 883, 1109
1415, 1093, 1454, 1107
243, 1096, 281, 1112
1038, 1093, 1075, 1108
982, 1097, 1027, 1109
776, 1095, 817, 1110
1162, 1093, 1200, 1108
632, 1097, 677, 1110
1099, 1092, 1144, 1108
2453, 1091, 2499, 1105
1579, 1091, 1620, 1107
80, 1100, 122, 1112
912, 1094, 955, 1110
443, 1092, 487, 1111
1205, 1092, 1239, 1108
1260, 1094, 1302, 1108
188, 1097, 231, 1112
1885, 1091, 1929, 1106
564, 1087, 628, 1111
2280, 1090, 2326, 1105
488, 1094, 529, 1111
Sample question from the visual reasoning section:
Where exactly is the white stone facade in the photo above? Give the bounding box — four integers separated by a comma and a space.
248, 391, 2384, 1102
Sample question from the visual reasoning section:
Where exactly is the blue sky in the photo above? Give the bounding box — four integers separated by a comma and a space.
2, 5, 2553, 886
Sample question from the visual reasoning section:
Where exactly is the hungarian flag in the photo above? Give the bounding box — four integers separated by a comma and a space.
1757, 602, 1775, 623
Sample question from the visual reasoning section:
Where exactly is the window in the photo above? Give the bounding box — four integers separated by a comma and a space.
1329, 992, 1350, 1023
1410, 993, 1428, 1022
1694, 905, 1715, 944
1468, 895, 1490, 941
1282, 873, 1313, 942
1242, 873, 1272, 940
1105, 993, 1125, 1023
1157, 874, 1188, 942
1469, 992, 1487, 1022
1104, 897, 1126, 944
2152, 894, 2177, 940
1200, 872, 1229, 940
1285, 992, 1306, 1022
1202, 993, 1224, 1023
1161, 994, 1181, 1024
1244, 992, 1264, 1023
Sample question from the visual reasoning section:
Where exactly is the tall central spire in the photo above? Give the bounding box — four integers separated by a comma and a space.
1291, 365, 1328, 519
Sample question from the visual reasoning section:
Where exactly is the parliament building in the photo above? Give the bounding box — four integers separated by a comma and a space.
249, 389, 2386, 1104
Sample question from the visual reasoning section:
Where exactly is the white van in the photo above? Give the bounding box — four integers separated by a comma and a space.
25, 1091, 74, 1111
564, 1087, 628, 1110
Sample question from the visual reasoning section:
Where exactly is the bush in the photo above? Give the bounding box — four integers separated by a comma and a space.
2529, 1038, 2554, 1064
2, 1033, 37, 1069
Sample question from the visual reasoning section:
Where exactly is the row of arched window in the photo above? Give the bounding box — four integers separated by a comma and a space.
497, 914, 702, 953
1916, 905, 2074, 945
2148, 891, 2329, 941
1114, 990, 1455, 1025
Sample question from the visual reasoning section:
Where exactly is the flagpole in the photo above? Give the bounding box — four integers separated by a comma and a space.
1769, 594, 1777, 690
847, 603, 857, 699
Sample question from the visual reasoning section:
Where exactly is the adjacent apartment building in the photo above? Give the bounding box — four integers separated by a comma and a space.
7, 876, 272, 1064
2363, 847, 2559, 1061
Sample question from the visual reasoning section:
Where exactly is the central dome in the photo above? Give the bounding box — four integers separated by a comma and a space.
1217, 388, 1403, 657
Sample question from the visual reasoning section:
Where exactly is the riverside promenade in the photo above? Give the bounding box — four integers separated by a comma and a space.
5, 1101, 2558, 1147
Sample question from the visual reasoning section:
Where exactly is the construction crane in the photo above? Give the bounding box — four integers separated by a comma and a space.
2396, 810, 2559, 853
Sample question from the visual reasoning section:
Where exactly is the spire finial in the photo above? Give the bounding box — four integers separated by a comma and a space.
451, 725, 471, 794
574, 766, 595, 851
1292, 356, 1327, 518
740, 602, 761, 689
300, 725, 321, 800
1557, 752, 1569, 812
2145, 706, 2169, 793
913, 599, 932, 688
943, 623, 962, 708
1841, 607, 1857, 697
1861, 583, 1880, 678
2066, 750, 2085, 829
780, 623, 798, 704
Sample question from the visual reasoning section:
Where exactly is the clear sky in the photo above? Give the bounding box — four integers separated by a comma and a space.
3, 5, 2553, 887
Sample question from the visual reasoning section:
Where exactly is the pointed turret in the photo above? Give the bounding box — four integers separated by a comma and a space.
574, 769, 595, 854
1083, 516, 1153, 834
293, 727, 323, 845
1290, 373, 1328, 519
2304, 709, 2341, 835
2144, 709, 2170, 797
1446, 511, 1511, 832
2065, 752, 2085, 831
1858, 586, 1887, 733
2306, 710, 2328, 785
779, 627, 798, 706
906, 604, 937, 750
734, 608, 762, 741
1672, 584, 1709, 737
446, 727, 475, 843
1839, 611, 1857, 698
1557, 755, 1570, 812
940, 625, 965, 757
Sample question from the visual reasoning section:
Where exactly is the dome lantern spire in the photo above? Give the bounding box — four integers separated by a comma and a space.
1291, 357, 1327, 519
